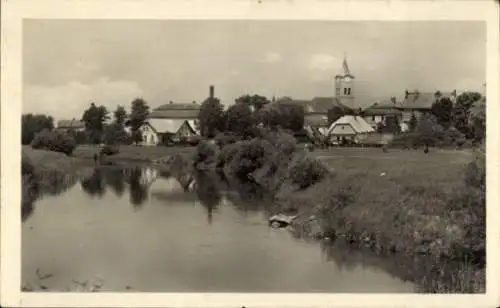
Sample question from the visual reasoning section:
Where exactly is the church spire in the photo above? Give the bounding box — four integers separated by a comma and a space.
342, 52, 351, 76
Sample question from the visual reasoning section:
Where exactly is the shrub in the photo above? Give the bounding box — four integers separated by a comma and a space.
100, 145, 119, 156
31, 129, 76, 156
287, 155, 328, 189
193, 140, 218, 170
216, 143, 240, 171
227, 138, 273, 180
214, 132, 241, 149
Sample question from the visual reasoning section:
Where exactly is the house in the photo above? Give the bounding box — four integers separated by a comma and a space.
362, 97, 403, 131
130, 86, 219, 146
56, 119, 85, 132
399, 89, 457, 131
327, 115, 375, 145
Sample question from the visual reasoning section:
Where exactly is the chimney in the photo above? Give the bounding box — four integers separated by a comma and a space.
452, 89, 457, 97
390, 97, 396, 105
404, 89, 409, 99
272, 96, 276, 103
209, 85, 214, 99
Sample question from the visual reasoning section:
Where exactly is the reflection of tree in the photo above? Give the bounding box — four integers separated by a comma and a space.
103, 168, 125, 197
319, 240, 364, 272
226, 179, 268, 213
127, 167, 148, 209
194, 172, 221, 224
80, 168, 106, 198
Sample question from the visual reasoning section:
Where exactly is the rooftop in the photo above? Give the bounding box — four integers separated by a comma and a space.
400, 90, 457, 110
149, 101, 201, 119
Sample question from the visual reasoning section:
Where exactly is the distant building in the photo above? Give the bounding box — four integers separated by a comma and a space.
327, 115, 374, 145
399, 89, 457, 131
129, 86, 218, 146
56, 119, 85, 132
362, 97, 403, 130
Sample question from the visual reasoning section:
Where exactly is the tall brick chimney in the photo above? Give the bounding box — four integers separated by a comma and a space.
209, 85, 214, 99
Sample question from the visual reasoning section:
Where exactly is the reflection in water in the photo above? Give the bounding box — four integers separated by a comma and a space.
22, 165, 419, 293
81, 169, 107, 198
22, 170, 77, 222
194, 172, 222, 224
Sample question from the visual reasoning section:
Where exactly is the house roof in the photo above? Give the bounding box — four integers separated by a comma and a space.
363, 101, 403, 116
400, 91, 456, 110
148, 118, 190, 134
149, 102, 200, 119
57, 119, 85, 129
327, 115, 375, 135
275, 96, 353, 114
305, 114, 329, 127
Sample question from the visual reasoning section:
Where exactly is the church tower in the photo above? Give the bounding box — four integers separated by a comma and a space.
334, 54, 356, 110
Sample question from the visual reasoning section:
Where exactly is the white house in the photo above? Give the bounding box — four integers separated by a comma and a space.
327, 115, 375, 145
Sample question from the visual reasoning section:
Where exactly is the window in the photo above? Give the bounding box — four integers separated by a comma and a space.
144, 125, 148, 131
347, 88, 351, 95
344, 88, 347, 95
372, 116, 375, 121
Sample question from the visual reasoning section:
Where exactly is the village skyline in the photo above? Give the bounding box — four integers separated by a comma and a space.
23, 20, 485, 122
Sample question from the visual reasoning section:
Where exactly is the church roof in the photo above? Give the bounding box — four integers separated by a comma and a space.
275, 96, 353, 114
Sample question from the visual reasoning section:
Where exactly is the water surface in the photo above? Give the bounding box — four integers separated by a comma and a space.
22, 165, 417, 292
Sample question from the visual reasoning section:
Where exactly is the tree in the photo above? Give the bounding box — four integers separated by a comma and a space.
327, 106, 346, 125
198, 96, 225, 138
81, 102, 110, 144
454, 91, 482, 136
225, 103, 256, 136
261, 104, 304, 132
377, 115, 401, 134
103, 123, 130, 145
470, 106, 486, 145
114, 105, 128, 127
409, 113, 418, 132
431, 96, 454, 129
22, 113, 54, 145
235, 94, 271, 111
127, 98, 150, 145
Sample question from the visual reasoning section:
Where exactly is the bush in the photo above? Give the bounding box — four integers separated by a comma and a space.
227, 138, 273, 180
214, 132, 241, 149
100, 145, 119, 156
216, 143, 240, 171
31, 129, 76, 156
287, 155, 328, 189
193, 140, 218, 170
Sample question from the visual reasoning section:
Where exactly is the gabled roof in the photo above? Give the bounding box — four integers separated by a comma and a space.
363, 101, 403, 116
400, 91, 456, 110
149, 102, 200, 119
148, 118, 193, 134
327, 115, 375, 135
57, 119, 85, 129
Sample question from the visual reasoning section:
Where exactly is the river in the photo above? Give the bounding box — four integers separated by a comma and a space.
22, 165, 417, 292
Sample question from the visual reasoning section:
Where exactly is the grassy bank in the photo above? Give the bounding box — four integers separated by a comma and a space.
193, 129, 485, 293
71, 145, 195, 163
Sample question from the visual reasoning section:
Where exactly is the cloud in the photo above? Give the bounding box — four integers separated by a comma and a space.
308, 54, 339, 71
261, 52, 282, 64
23, 77, 144, 122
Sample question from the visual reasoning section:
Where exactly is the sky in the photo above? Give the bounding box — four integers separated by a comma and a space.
23, 20, 486, 121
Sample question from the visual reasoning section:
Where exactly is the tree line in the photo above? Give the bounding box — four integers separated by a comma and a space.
21, 90, 485, 153
22, 98, 151, 147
